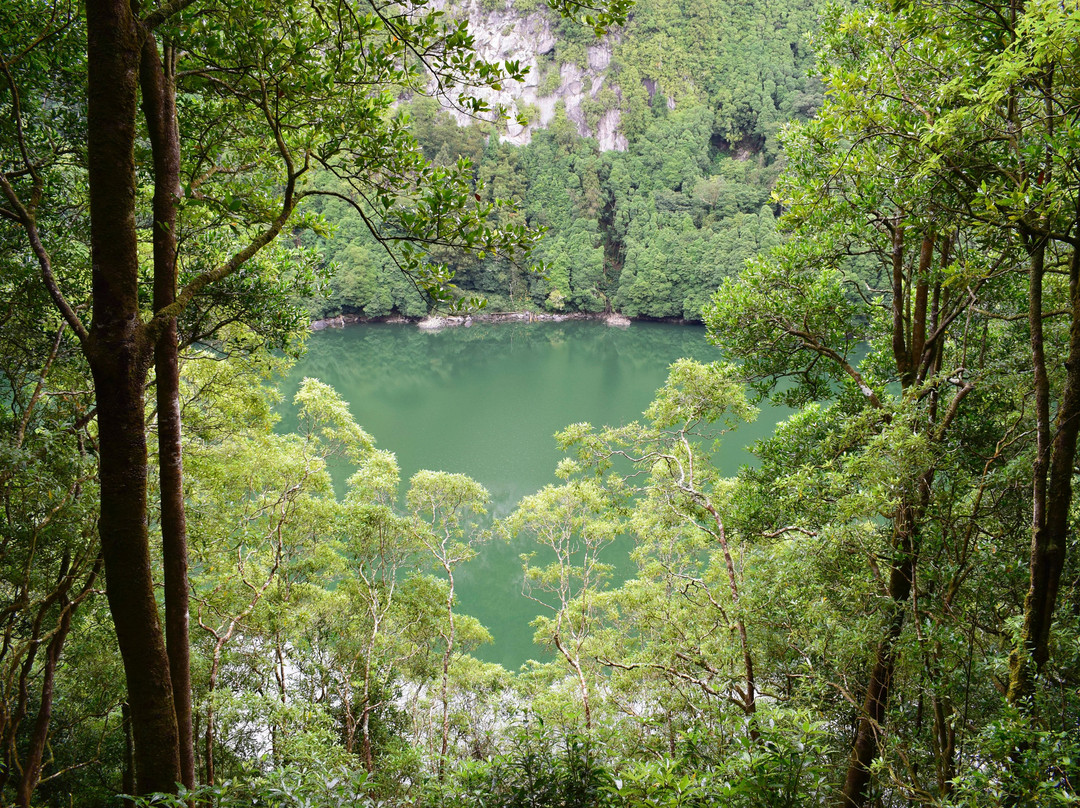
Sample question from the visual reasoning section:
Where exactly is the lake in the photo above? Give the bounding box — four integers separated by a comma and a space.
280, 320, 784, 669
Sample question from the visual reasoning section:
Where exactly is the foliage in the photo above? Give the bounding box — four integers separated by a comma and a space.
944, 714, 1080, 806
310, 0, 816, 321
9, 0, 1080, 803
430, 723, 613, 808
700, 0, 1080, 802
0, 142, 102, 802
506, 479, 620, 731
132, 764, 377, 808
607, 715, 832, 808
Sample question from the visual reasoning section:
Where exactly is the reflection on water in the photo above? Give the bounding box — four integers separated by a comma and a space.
279, 321, 781, 669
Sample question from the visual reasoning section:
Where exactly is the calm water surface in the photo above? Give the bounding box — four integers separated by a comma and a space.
280, 320, 783, 668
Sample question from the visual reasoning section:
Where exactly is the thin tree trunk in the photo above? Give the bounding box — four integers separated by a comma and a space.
15, 556, 101, 808
204, 645, 224, 786
360, 706, 374, 772
839, 438, 935, 804
438, 570, 456, 776
1009, 232, 1080, 706
909, 235, 934, 385
140, 33, 196, 792
714, 506, 755, 719
358, 590, 384, 773
839, 505, 917, 808
360, 646, 375, 772
890, 222, 908, 379
554, 631, 591, 732
837, 227, 953, 808
199, 542, 283, 784
931, 694, 956, 796
693, 495, 757, 721
86, 0, 181, 793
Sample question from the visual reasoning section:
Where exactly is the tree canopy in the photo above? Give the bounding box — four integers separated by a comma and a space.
2, 0, 1080, 804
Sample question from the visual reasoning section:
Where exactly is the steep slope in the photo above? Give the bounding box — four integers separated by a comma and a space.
308, 0, 823, 320
436, 0, 627, 150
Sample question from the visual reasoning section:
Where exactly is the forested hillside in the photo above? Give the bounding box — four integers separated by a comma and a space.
307, 0, 819, 320
2, 0, 1079, 805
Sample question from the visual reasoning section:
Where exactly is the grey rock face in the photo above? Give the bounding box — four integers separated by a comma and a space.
433, 0, 627, 151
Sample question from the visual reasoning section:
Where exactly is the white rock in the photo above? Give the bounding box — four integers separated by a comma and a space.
429, 0, 625, 150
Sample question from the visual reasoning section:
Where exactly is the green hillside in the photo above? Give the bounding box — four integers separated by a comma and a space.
309, 0, 821, 320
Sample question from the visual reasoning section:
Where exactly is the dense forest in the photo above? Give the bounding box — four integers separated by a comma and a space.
2, 0, 1079, 807
306, 0, 819, 320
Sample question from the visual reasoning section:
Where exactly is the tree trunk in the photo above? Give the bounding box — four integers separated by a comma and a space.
15, 557, 100, 807
838, 506, 917, 808
90, 302, 181, 797
360, 637, 376, 772
438, 570, 456, 777
140, 33, 196, 792
204, 645, 224, 786
839, 240, 964, 805
931, 694, 956, 796
838, 229, 946, 808
361, 704, 375, 773
86, 0, 180, 793
708, 501, 756, 720
554, 632, 592, 732
1009, 234, 1080, 706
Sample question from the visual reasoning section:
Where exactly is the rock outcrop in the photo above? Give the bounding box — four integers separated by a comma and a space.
435, 0, 628, 151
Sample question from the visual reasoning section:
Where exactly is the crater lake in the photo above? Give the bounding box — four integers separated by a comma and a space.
279, 320, 785, 669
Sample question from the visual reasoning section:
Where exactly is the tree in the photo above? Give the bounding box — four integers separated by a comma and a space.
0, 313, 101, 806
1, 0, 600, 791
705, 0, 1080, 802
949, 0, 1080, 714
325, 453, 418, 773
407, 470, 490, 774
559, 360, 761, 736
507, 479, 619, 732
0, 9, 103, 801
705, 17, 982, 803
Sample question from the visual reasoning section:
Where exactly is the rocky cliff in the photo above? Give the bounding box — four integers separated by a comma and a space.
437, 0, 629, 151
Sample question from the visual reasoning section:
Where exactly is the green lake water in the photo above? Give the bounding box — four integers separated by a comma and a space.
280, 320, 785, 669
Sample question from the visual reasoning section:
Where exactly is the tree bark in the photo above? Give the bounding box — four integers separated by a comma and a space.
890, 222, 908, 380
140, 32, 196, 792
838, 498, 920, 808
360, 649, 376, 772
1008, 232, 1080, 706
204, 643, 223, 786
15, 557, 102, 808
438, 569, 456, 777
86, 0, 181, 793
931, 693, 956, 796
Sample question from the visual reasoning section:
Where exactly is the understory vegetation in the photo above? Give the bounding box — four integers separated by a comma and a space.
2, 0, 1080, 804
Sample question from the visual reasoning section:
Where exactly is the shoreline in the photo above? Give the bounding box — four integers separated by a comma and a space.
310, 310, 698, 331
